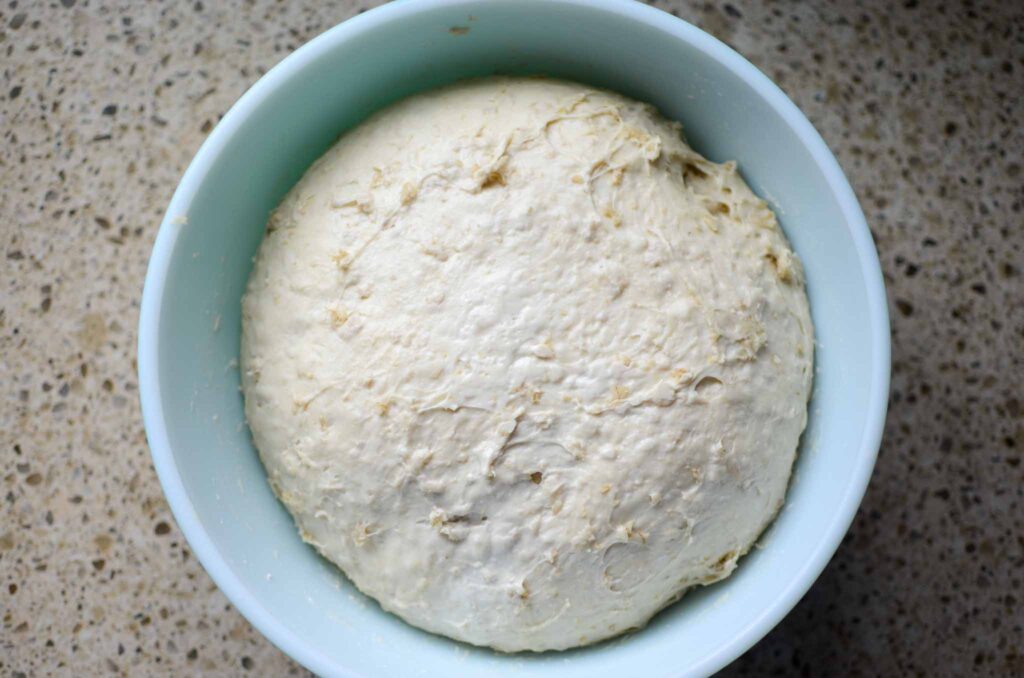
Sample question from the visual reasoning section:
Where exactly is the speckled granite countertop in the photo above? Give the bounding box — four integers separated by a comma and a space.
1, 0, 1021, 675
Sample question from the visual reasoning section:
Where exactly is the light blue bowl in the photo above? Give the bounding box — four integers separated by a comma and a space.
138, 1, 890, 675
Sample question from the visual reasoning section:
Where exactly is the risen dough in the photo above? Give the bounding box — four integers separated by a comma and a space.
241, 78, 813, 652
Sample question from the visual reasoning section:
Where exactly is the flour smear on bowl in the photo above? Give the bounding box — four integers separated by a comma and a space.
240, 77, 813, 652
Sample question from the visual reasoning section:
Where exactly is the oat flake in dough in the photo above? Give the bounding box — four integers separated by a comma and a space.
241, 77, 813, 652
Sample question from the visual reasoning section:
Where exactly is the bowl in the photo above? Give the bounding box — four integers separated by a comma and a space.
137, 1, 890, 675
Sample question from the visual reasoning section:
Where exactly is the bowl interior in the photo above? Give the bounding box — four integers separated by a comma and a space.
141, 1, 888, 676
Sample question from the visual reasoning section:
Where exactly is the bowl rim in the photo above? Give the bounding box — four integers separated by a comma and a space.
138, 1, 891, 675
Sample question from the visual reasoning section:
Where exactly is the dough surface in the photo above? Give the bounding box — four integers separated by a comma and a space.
241, 77, 813, 652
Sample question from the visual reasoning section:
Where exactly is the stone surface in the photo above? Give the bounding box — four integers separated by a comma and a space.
0, 0, 1020, 675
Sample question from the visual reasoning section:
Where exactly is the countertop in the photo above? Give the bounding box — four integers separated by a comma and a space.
2, 0, 1021, 674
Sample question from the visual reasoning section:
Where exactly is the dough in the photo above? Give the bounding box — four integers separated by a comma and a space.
241, 77, 813, 652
